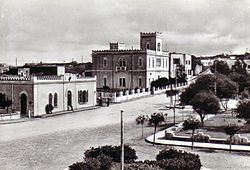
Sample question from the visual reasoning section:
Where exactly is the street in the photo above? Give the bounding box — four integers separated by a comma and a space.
0, 94, 250, 170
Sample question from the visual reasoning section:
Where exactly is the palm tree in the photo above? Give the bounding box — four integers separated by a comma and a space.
224, 124, 239, 153
136, 115, 148, 139
148, 112, 165, 146
182, 117, 200, 149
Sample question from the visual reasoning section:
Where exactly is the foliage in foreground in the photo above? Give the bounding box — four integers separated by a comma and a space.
125, 149, 202, 170
69, 147, 202, 170
84, 145, 137, 163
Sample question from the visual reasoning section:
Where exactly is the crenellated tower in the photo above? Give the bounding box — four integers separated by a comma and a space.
140, 32, 163, 52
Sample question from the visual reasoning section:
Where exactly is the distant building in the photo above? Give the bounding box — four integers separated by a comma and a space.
0, 65, 96, 117
169, 52, 194, 79
92, 32, 170, 90
0, 63, 9, 74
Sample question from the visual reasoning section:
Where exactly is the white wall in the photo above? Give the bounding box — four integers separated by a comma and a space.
33, 75, 96, 116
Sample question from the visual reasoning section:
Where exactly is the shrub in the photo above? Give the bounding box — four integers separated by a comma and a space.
97, 154, 113, 170
69, 158, 101, 170
156, 149, 202, 170
84, 145, 137, 163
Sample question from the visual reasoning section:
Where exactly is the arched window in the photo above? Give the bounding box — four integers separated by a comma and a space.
138, 58, 143, 67
54, 93, 58, 107
146, 42, 150, 49
119, 58, 126, 67
157, 43, 161, 51
48, 93, 53, 105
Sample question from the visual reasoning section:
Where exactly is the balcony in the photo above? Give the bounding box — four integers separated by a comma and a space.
116, 66, 127, 72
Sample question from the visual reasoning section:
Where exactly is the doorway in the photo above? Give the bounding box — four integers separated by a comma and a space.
67, 90, 72, 110
20, 93, 27, 117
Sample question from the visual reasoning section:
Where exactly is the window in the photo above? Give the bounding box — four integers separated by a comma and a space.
148, 58, 151, 68
78, 90, 88, 104
173, 58, 180, 65
156, 58, 161, 67
119, 78, 126, 87
146, 42, 150, 49
119, 58, 126, 67
104, 77, 107, 86
48, 93, 53, 105
138, 58, 143, 67
103, 57, 107, 67
152, 59, 155, 68
138, 78, 142, 87
248, 65, 250, 69
157, 43, 161, 51
166, 59, 168, 69
0, 92, 5, 105
54, 93, 58, 107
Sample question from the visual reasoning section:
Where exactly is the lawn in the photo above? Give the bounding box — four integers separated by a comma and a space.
176, 113, 250, 139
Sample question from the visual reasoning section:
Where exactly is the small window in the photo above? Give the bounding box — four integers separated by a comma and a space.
138, 58, 143, 67
54, 93, 58, 107
138, 78, 142, 87
173, 58, 180, 65
157, 43, 161, 51
148, 58, 151, 68
152, 59, 155, 68
146, 42, 150, 49
119, 78, 126, 87
104, 77, 107, 86
48, 93, 53, 105
103, 57, 107, 67
119, 58, 126, 67
78, 90, 88, 104
156, 58, 161, 67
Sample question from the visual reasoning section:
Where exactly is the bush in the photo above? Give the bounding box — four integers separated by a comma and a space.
97, 154, 113, 170
69, 158, 101, 170
156, 149, 202, 170
84, 145, 137, 163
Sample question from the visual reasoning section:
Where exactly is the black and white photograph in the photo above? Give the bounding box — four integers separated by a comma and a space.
1, 0, 250, 169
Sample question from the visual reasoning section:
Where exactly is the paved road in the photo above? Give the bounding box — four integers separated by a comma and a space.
0, 94, 250, 170
0, 94, 171, 170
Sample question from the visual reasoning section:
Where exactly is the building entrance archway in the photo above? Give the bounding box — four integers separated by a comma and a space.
67, 90, 73, 110
20, 93, 27, 117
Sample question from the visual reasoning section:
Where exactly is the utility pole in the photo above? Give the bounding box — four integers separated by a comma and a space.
120, 109, 124, 170
214, 61, 217, 95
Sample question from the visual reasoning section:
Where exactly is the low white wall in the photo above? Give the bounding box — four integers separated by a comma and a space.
112, 82, 188, 103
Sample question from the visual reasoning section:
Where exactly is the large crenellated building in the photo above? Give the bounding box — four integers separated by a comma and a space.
92, 32, 199, 91
92, 32, 170, 90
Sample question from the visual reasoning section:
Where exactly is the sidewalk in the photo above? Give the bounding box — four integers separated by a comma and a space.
145, 123, 250, 152
0, 105, 100, 125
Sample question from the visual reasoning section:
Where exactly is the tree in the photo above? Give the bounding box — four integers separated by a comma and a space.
136, 115, 148, 139
210, 60, 230, 75
148, 112, 165, 146
175, 64, 187, 83
182, 117, 200, 149
231, 59, 247, 75
236, 99, 250, 122
180, 74, 237, 111
224, 124, 239, 153
216, 74, 238, 111
192, 91, 220, 126
228, 72, 250, 93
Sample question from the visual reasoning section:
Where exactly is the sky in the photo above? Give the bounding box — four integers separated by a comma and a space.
1, 0, 250, 66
